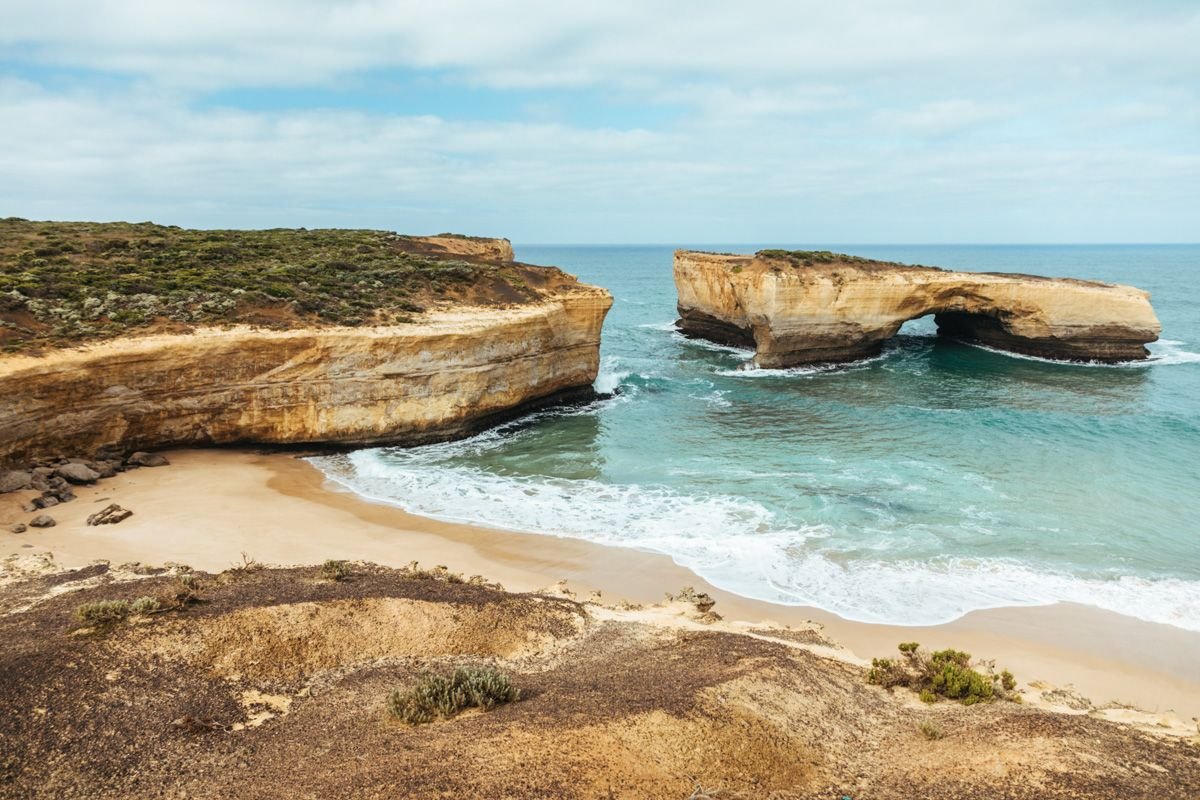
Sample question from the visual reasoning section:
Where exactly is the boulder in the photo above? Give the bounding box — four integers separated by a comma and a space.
55, 463, 101, 485
126, 452, 170, 468
29, 515, 56, 528
9, 523, 26, 533
0, 470, 33, 494
33, 495, 59, 509
94, 461, 119, 478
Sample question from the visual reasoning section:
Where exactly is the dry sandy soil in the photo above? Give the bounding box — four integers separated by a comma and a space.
1, 561, 1197, 799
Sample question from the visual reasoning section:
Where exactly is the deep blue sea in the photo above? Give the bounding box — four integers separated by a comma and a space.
315, 245, 1200, 630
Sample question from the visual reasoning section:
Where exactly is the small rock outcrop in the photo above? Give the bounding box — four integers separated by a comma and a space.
674, 250, 1161, 367
88, 504, 133, 526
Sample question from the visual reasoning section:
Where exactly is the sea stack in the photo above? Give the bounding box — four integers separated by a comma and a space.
0, 222, 612, 466
674, 249, 1161, 368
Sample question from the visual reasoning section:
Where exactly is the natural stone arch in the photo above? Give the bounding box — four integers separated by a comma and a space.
674, 250, 1161, 368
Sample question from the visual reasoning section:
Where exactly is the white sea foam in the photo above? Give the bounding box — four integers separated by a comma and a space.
958, 336, 1200, 368
678, 336, 754, 356
594, 354, 631, 394
311, 452, 1200, 632
1147, 339, 1200, 365
713, 351, 889, 378
636, 320, 682, 332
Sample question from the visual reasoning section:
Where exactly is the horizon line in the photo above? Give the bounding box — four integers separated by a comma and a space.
516, 241, 1200, 247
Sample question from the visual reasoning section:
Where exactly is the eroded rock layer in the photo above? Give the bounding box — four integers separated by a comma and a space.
675, 250, 1160, 368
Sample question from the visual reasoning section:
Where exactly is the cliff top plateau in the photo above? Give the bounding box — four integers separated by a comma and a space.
0, 219, 586, 354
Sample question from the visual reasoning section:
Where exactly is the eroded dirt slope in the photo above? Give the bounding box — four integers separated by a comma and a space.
0, 563, 1196, 799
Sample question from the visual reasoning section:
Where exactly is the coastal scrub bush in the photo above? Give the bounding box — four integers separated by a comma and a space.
158, 573, 203, 608
401, 561, 465, 583
866, 642, 1017, 705
756, 249, 873, 267
321, 559, 352, 581
226, 552, 263, 578
388, 665, 520, 724
76, 599, 130, 626
130, 596, 162, 615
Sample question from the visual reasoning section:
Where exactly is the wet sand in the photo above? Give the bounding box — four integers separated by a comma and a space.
3, 447, 1199, 722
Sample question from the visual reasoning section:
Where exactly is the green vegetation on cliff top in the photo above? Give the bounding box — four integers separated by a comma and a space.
0, 219, 555, 353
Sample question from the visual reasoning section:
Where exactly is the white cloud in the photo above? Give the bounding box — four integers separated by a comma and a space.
1, 76, 1196, 242
1, 2, 1197, 241
874, 100, 1014, 136
2, 1, 1198, 91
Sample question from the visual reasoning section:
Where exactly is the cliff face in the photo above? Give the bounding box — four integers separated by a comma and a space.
403, 234, 515, 263
675, 251, 1161, 367
0, 288, 610, 466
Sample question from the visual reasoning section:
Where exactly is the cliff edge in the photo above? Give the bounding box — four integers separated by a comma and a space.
0, 221, 611, 465
675, 249, 1160, 367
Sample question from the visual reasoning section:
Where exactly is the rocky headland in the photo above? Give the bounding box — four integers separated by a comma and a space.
674, 249, 1161, 368
0, 221, 611, 467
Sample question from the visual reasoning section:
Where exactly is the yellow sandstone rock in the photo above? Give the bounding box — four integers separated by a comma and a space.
674, 250, 1160, 368
0, 266, 610, 466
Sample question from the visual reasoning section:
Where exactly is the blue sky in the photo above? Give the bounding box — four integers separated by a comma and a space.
1, 1, 1197, 243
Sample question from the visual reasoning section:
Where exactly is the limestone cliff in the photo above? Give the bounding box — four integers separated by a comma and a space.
0, 227, 611, 466
675, 250, 1160, 367
0, 291, 609, 466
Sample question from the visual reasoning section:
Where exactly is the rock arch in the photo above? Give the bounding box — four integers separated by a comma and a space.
674, 250, 1161, 368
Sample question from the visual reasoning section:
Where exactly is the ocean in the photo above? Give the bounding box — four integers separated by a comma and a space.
313, 244, 1200, 631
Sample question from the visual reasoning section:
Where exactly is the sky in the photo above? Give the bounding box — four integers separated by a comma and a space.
1, 1, 1197, 243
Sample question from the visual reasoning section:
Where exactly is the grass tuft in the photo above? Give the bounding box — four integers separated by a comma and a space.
918, 720, 944, 741
388, 665, 520, 725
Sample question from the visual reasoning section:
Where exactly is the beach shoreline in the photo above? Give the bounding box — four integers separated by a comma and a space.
4, 447, 1198, 725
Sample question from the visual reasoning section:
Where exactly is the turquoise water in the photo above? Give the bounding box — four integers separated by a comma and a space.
314, 245, 1200, 630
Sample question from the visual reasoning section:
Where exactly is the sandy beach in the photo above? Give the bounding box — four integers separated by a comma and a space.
3, 447, 1198, 727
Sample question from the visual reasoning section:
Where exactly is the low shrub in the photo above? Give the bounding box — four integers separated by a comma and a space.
225, 552, 263, 578
158, 573, 202, 608
76, 599, 130, 626
321, 559, 352, 581
867, 642, 1017, 705
401, 561, 464, 583
918, 720, 943, 740
388, 665, 520, 724
130, 596, 162, 615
